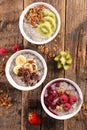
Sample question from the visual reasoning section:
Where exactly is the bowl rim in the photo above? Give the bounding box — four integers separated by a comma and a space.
41, 78, 83, 120
19, 2, 61, 45
5, 49, 47, 91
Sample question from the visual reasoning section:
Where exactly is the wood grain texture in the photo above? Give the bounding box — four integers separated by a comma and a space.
0, 0, 87, 130
0, 0, 23, 130
22, 0, 65, 130
0, 0, 23, 82
0, 83, 22, 130
65, 0, 87, 130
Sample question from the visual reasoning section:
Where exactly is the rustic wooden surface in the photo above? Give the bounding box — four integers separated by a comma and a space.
0, 0, 87, 130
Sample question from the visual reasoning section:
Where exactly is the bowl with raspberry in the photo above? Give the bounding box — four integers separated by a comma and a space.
41, 78, 83, 120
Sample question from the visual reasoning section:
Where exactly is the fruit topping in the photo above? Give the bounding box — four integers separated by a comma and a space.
24, 5, 57, 37
15, 55, 26, 66
69, 95, 77, 105
60, 94, 69, 104
63, 103, 71, 111
13, 55, 40, 86
44, 81, 78, 115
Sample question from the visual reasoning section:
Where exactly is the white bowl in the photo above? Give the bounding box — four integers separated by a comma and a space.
5, 49, 47, 91
41, 78, 83, 120
19, 2, 61, 45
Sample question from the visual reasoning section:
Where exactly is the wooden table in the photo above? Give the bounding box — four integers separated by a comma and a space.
0, 0, 87, 130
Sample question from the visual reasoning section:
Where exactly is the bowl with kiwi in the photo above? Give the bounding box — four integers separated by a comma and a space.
19, 2, 61, 45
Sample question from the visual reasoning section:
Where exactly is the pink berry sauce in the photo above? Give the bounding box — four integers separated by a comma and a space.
44, 80, 80, 116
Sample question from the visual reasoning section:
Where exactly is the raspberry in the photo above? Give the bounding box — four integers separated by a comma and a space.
60, 94, 69, 104
69, 95, 77, 105
0, 48, 8, 56
64, 103, 71, 111
12, 44, 20, 52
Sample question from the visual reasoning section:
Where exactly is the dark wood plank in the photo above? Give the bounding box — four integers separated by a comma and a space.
0, 83, 21, 130
0, 0, 23, 130
22, 0, 65, 130
0, 0, 23, 82
64, 0, 87, 130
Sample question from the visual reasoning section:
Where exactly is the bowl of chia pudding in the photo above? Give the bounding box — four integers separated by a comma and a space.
5, 50, 47, 91
41, 78, 83, 120
19, 2, 61, 45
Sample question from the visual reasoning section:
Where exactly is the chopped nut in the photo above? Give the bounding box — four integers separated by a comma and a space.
85, 105, 87, 110
58, 34, 60, 39
81, 103, 86, 110
58, 88, 65, 94
56, 105, 63, 111
44, 47, 49, 54
65, 90, 71, 96
54, 39, 57, 42
48, 52, 54, 59
0, 91, 12, 107
53, 46, 57, 52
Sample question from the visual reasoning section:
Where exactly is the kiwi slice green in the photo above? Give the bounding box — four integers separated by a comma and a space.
54, 51, 72, 70
54, 55, 60, 61
66, 58, 72, 65
44, 16, 56, 31
43, 10, 56, 20
37, 22, 52, 37
57, 62, 63, 69
63, 64, 70, 70
60, 51, 67, 57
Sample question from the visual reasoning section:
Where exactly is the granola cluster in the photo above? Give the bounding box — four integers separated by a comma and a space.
0, 89, 12, 107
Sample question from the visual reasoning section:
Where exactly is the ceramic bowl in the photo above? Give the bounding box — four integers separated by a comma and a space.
5, 49, 47, 91
41, 78, 83, 120
19, 2, 61, 45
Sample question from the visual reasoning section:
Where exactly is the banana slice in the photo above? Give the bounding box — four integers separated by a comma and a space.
13, 65, 22, 75
24, 63, 33, 73
15, 55, 26, 66
26, 58, 36, 64
32, 63, 37, 73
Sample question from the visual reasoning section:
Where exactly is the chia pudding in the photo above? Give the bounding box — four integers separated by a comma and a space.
9, 52, 44, 87
44, 80, 82, 116
23, 4, 57, 42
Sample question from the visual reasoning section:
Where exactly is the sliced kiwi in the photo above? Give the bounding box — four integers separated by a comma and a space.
66, 58, 72, 65
54, 51, 72, 70
66, 54, 71, 59
63, 64, 70, 70
60, 56, 66, 65
44, 16, 56, 31
43, 10, 56, 20
60, 51, 67, 57
37, 22, 52, 37
54, 55, 60, 61
57, 62, 63, 69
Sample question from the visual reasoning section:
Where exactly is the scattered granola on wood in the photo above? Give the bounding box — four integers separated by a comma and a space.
0, 89, 12, 108
74, 102, 87, 120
